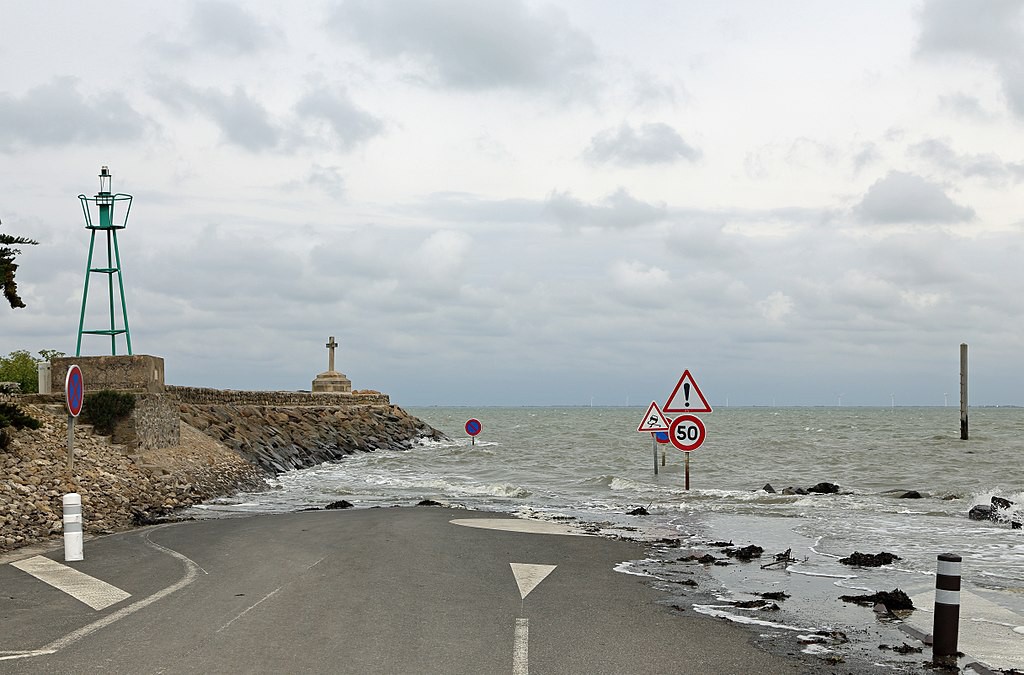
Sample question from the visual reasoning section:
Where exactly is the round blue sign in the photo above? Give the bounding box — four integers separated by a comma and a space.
465, 418, 482, 436
65, 365, 84, 417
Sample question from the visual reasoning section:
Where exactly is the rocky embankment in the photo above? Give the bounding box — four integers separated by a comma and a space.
1, 400, 447, 554
178, 403, 446, 474
0, 403, 266, 554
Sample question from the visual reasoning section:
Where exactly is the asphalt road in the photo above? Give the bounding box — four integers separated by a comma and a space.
0, 508, 802, 674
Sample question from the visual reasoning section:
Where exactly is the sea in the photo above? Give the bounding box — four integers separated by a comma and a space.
188, 406, 1024, 671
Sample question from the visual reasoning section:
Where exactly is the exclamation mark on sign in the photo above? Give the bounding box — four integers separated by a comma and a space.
683, 382, 691, 407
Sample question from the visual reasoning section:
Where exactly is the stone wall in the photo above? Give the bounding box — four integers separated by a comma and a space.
112, 394, 181, 450
50, 355, 165, 394
167, 386, 389, 406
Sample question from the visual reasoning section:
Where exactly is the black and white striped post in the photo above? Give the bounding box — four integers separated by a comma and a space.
933, 553, 962, 665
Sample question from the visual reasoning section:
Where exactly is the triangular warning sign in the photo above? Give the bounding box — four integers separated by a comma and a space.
637, 401, 670, 432
663, 370, 712, 413
510, 563, 557, 600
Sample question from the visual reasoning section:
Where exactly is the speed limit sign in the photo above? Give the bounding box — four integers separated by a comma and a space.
668, 414, 706, 452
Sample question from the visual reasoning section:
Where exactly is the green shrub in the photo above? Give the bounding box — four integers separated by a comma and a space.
0, 402, 41, 430
81, 390, 136, 435
0, 403, 41, 450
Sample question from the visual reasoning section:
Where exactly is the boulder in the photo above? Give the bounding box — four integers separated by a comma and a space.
724, 544, 764, 561
839, 588, 913, 611
762, 483, 776, 493
968, 504, 996, 521
839, 551, 901, 567
807, 482, 840, 494
991, 496, 1015, 510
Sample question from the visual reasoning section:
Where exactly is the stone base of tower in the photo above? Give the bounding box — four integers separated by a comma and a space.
312, 370, 352, 393
49, 355, 165, 394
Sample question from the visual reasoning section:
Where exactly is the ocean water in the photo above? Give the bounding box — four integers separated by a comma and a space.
190, 406, 1024, 668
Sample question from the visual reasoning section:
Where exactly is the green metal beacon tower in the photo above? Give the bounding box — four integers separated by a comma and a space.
76, 166, 133, 356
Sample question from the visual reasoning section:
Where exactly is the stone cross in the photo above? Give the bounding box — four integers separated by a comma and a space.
326, 336, 338, 372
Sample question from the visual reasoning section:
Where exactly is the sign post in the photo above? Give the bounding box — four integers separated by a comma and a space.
637, 402, 670, 476
65, 365, 84, 472
63, 365, 85, 562
465, 418, 482, 446
669, 414, 707, 491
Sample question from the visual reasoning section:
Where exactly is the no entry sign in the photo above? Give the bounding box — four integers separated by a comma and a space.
668, 414, 706, 452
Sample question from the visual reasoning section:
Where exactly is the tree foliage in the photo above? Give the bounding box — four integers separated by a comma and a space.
0, 349, 66, 394
1, 221, 39, 309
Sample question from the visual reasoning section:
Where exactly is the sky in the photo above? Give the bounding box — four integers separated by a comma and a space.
2, 0, 1024, 407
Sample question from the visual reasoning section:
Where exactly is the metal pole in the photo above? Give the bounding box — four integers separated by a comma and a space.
960, 343, 968, 440
932, 553, 962, 666
661, 447, 666, 466
76, 231, 98, 356
653, 436, 658, 476
67, 414, 75, 472
111, 230, 132, 355
107, 230, 116, 355
684, 452, 690, 490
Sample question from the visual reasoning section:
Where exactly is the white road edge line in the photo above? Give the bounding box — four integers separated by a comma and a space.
513, 617, 529, 675
216, 587, 282, 634
11, 556, 131, 611
0, 524, 204, 662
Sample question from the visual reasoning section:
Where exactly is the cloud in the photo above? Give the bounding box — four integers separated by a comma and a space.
408, 192, 546, 224
610, 260, 670, 292
546, 188, 667, 229
154, 82, 279, 151
854, 171, 975, 224
937, 92, 996, 120
0, 78, 147, 150
916, 0, 1024, 118
327, 0, 597, 92
584, 123, 700, 166
287, 164, 345, 198
757, 291, 794, 322
909, 138, 1024, 183
295, 88, 383, 150
154, 1, 281, 58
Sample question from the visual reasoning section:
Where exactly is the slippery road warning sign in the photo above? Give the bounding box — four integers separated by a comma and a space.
663, 370, 712, 414
636, 401, 671, 433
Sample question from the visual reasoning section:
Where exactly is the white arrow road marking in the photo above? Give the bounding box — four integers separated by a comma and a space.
11, 556, 131, 610
510, 564, 555, 675
512, 618, 529, 675
510, 563, 556, 600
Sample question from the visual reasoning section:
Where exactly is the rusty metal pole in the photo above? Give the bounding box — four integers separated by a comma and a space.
960, 343, 969, 440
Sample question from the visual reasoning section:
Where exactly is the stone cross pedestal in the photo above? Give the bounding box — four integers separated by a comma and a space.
312, 335, 352, 393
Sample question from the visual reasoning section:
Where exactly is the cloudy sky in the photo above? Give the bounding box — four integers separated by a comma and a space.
2, 0, 1024, 406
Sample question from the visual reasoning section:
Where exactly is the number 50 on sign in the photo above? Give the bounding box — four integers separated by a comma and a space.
668, 414, 706, 452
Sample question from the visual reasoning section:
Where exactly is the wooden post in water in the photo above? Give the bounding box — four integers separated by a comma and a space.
960, 343, 969, 440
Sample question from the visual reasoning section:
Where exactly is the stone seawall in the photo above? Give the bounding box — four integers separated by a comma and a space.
178, 402, 444, 474
167, 386, 390, 406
